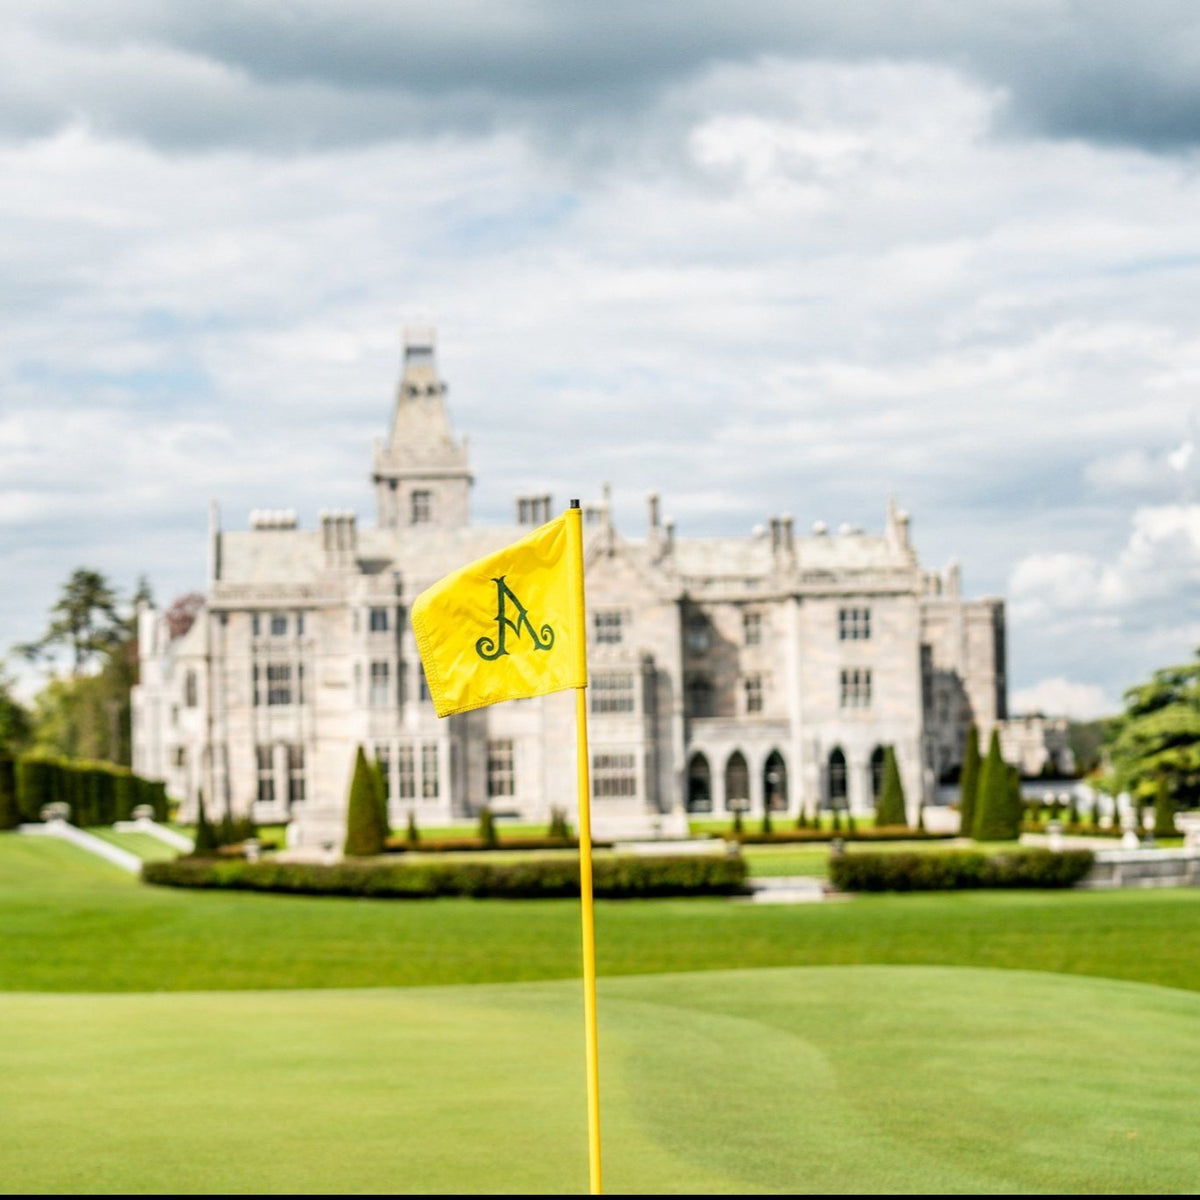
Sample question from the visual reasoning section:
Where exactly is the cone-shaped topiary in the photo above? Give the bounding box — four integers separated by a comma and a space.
372, 758, 391, 843
958, 725, 981, 838
761, 805, 773, 835
478, 805, 498, 848
875, 745, 907, 827
731, 808, 743, 835
344, 746, 386, 857
406, 808, 420, 848
193, 790, 218, 856
1154, 776, 1176, 838
972, 730, 1018, 841
1007, 765, 1024, 832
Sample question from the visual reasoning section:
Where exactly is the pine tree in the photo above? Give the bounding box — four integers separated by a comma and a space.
344, 746, 385, 857
192, 790, 218, 856
972, 731, 1018, 841
958, 725, 981, 839
875, 745, 907, 827
1153, 776, 1176, 838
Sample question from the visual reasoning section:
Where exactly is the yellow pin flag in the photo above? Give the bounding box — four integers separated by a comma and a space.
412, 509, 587, 718
412, 502, 604, 1193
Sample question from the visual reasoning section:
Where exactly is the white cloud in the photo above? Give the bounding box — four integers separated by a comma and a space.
2, 47, 1200, 715
1010, 678, 1115, 720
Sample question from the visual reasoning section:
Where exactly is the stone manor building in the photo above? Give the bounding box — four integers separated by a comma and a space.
132, 330, 1008, 845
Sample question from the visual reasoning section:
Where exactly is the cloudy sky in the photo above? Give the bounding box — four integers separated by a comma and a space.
4, 1, 1200, 716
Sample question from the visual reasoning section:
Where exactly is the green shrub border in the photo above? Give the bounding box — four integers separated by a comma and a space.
142, 852, 748, 900
730, 827, 954, 846
384, 833, 583, 854
14, 756, 168, 825
829, 847, 1095, 893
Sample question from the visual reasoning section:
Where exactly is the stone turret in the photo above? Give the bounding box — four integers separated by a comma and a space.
373, 327, 473, 530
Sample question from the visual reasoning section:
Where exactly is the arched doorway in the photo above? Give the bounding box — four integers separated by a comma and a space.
763, 750, 788, 811
724, 752, 750, 813
686, 753, 712, 813
828, 748, 847, 810
870, 746, 886, 802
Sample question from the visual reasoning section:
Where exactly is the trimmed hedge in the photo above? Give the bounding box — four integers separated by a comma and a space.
14, 756, 167, 825
730, 827, 953, 846
383, 833, 581, 853
0, 755, 17, 830
829, 848, 1095, 893
142, 852, 748, 900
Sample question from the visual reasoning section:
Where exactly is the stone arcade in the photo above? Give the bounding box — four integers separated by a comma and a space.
132, 330, 1007, 846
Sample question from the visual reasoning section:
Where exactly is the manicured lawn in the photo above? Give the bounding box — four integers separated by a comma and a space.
7, 832, 1200, 1192
8, 832, 1200, 994
3, 965, 1197, 1193
86, 827, 179, 862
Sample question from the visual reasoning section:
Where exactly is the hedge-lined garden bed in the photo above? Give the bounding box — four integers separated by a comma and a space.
829, 848, 1095, 892
729, 826, 954, 846
143, 852, 748, 899
384, 833, 583, 854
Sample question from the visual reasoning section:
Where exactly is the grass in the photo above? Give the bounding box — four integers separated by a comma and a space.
85, 827, 179, 862
3, 965, 1198, 1193
8, 832, 1200, 995
8, 830, 1200, 1192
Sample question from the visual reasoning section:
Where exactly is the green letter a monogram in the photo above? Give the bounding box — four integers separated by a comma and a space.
476, 576, 555, 661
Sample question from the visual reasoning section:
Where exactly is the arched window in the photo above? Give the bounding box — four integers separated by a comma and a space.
763, 750, 788, 811
686, 753, 712, 813
724, 752, 750, 812
828, 748, 847, 808
686, 675, 714, 718
870, 746, 886, 800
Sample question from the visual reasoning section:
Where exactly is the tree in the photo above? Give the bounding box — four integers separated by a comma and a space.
192, 791, 218, 856
972, 730, 1019, 841
372, 757, 391, 843
344, 747, 386, 857
478, 805, 498, 849
875, 745, 907, 827
1104, 652, 1200, 807
958, 724, 981, 837
17, 570, 146, 766
164, 592, 205, 640
1007, 765, 1024, 831
0, 754, 18, 830
27, 569, 123, 676
1153, 776, 1176, 838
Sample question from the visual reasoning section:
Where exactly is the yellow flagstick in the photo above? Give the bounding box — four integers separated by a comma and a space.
568, 499, 602, 1195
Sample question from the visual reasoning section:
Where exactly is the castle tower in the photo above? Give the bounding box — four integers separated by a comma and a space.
373, 327, 473, 530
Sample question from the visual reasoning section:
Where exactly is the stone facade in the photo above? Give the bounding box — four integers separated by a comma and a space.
132, 329, 1010, 845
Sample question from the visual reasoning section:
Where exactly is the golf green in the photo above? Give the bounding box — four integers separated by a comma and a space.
2, 965, 1195, 1193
